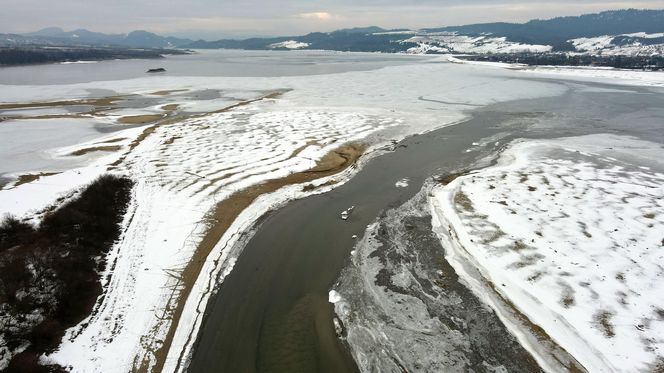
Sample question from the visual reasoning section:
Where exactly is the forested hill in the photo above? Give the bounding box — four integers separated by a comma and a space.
186, 9, 664, 54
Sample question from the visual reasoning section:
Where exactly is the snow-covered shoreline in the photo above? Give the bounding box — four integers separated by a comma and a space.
430, 134, 664, 372
446, 55, 664, 87
6, 54, 659, 371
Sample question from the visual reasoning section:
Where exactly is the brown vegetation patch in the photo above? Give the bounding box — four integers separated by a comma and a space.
454, 191, 475, 213
508, 253, 544, 269
151, 89, 187, 96
0, 96, 123, 111
302, 179, 337, 192
161, 104, 179, 112
593, 310, 616, 338
513, 240, 529, 251
12, 172, 59, 188
436, 171, 467, 186
69, 145, 122, 156
95, 137, 127, 144
528, 271, 545, 282
141, 143, 364, 373
482, 229, 506, 244
117, 114, 164, 125
559, 282, 576, 308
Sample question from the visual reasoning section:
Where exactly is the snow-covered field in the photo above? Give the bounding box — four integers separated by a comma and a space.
403, 32, 552, 54
430, 134, 664, 372
570, 32, 664, 56
269, 40, 310, 49
0, 56, 573, 372
446, 55, 664, 87
527, 66, 664, 87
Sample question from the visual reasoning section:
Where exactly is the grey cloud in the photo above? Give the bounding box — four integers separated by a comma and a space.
2, 0, 663, 38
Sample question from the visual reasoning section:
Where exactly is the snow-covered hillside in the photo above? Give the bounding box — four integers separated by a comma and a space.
400, 32, 552, 54
431, 135, 664, 372
570, 32, 664, 56
269, 40, 310, 49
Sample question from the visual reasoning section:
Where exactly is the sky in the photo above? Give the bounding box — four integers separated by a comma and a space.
3, 0, 664, 39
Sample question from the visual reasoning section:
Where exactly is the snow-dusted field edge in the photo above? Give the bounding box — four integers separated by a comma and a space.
430, 134, 664, 372
447, 56, 664, 87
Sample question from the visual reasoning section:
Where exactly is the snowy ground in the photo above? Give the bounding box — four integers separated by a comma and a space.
446, 55, 664, 87
403, 32, 552, 55
269, 40, 310, 49
430, 134, 664, 372
2, 53, 662, 372
569, 33, 664, 56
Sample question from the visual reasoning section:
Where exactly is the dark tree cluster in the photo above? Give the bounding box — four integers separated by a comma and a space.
0, 174, 133, 372
0, 46, 187, 66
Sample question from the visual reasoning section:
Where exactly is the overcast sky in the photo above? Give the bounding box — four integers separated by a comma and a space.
3, 0, 664, 39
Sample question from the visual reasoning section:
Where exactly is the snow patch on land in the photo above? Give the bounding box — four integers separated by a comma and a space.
404, 32, 552, 55
430, 134, 664, 372
526, 66, 664, 87
269, 40, 310, 49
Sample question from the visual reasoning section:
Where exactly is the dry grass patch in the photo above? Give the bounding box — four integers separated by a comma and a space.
12, 172, 60, 188
117, 114, 164, 125
161, 104, 179, 112
69, 145, 122, 156
95, 137, 127, 144
593, 310, 616, 338
150, 89, 188, 96
454, 191, 475, 212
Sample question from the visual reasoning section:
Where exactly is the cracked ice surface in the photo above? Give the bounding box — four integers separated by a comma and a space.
431, 134, 664, 372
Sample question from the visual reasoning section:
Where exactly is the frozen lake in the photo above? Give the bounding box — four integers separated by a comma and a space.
1, 50, 663, 373
0, 49, 432, 85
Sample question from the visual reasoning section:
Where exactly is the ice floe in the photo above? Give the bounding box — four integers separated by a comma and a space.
395, 177, 409, 188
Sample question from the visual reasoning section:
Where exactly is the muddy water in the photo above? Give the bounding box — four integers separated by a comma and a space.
187, 81, 664, 372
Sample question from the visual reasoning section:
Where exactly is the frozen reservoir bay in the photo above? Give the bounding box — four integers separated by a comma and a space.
1, 50, 663, 372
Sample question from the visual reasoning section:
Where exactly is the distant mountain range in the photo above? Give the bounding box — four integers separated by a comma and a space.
188, 9, 664, 57
1, 9, 664, 57
0, 27, 193, 49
